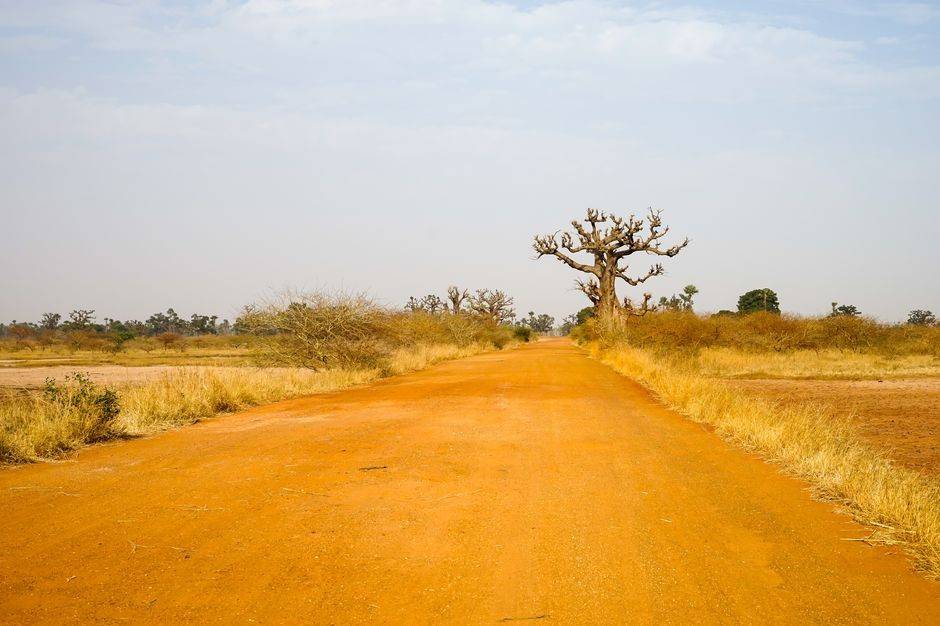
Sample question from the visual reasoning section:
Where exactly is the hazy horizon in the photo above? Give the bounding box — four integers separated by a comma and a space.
2, 1, 938, 324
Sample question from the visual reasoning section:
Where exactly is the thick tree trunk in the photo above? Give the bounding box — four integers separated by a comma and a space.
596, 268, 620, 318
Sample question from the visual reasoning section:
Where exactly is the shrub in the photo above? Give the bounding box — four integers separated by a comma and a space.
65, 330, 109, 352
511, 325, 534, 342
42, 373, 121, 441
155, 332, 183, 351
240, 291, 514, 370
577, 310, 940, 356
1, 373, 121, 462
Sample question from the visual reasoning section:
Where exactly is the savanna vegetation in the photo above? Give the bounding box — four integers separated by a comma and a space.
540, 207, 940, 577
1, 291, 529, 464
0, 307, 240, 356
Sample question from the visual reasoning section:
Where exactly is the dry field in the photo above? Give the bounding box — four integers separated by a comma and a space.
728, 377, 940, 475
0, 365, 197, 389
0, 337, 258, 369
694, 346, 940, 476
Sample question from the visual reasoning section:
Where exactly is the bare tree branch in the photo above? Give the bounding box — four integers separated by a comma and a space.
533, 207, 688, 316
467, 289, 515, 324
446, 286, 469, 314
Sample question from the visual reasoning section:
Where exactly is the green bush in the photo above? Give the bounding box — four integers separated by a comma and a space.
42, 373, 121, 442
511, 325, 534, 342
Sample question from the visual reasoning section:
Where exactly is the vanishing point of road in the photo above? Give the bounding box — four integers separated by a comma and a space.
1, 340, 937, 624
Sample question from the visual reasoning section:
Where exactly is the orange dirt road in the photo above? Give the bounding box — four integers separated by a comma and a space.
1, 340, 937, 624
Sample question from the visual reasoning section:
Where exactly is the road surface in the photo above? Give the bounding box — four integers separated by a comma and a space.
1, 339, 937, 623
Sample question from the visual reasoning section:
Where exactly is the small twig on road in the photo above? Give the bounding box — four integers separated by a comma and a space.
434, 489, 483, 502
498, 615, 549, 622
129, 541, 152, 554
842, 531, 879, 547
8, 486, 80, 497
281, 487, 327, 497
358, 466, 388, 471
175, 504, 224, 512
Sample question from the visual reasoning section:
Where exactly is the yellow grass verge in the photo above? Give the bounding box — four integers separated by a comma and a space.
590, 342, 940, 578
1, 342, 500, 464
697, 347, 940, 380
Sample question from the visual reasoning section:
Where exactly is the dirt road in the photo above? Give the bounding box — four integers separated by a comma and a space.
1, 340, 937, 624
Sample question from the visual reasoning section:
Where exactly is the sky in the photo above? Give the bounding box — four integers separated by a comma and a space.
1, 0, 938, 324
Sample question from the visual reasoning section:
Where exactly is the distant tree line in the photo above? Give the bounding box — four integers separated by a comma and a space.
562, 283, 936, 333
0, 308, 238, 346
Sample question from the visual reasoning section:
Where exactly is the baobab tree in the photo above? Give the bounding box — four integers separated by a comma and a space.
406, 294, 446, 314
534, 208, 688, 317
468, 289, 515, 324
447, 286, 469, 314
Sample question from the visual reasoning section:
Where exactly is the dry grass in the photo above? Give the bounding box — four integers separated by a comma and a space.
696, 347, 940, 380
116, 367, 376, 434
1, 342, 501, 464
384, 341, 499, 376
574, 310, 940, 355
0, 336, 258, 368
590, 342, 940, 577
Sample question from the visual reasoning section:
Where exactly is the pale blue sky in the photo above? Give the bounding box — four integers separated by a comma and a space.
1, 1, 938, 323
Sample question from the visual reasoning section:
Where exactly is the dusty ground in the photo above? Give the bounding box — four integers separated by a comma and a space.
729, 378, 940, 475
0, 340, 937, 623
0, 365, 188, 389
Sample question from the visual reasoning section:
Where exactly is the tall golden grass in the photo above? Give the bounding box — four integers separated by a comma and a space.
574, 310, 940, 356
696, 347, 940, 379
591, 343, 940, 577
0, 342, 500, 464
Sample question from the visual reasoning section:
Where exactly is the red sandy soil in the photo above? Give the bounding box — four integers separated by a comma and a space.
1, 340, 937, 623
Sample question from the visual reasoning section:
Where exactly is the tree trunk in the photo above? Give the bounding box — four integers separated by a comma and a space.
596, 267, 619, 318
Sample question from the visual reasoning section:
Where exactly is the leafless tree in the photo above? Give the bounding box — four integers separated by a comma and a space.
424, 294, 446, 314
406, 294, 446, 314
534, 208, 688, 317
468, 289, 515, 324
447, 286, 469, 314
